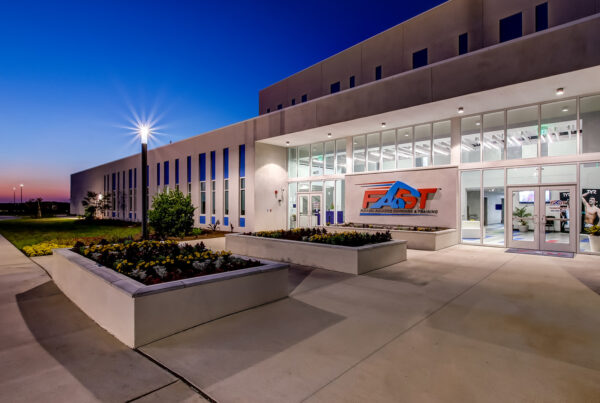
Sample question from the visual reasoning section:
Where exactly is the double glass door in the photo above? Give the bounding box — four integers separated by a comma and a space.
507, 185, 576, 252
298, 194, 322, 227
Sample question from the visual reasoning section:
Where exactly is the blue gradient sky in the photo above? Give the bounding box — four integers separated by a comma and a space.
0, 0, 445, 202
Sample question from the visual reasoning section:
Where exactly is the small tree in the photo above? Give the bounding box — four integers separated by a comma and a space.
149, 189, 196, 238
82, 191, 111, 221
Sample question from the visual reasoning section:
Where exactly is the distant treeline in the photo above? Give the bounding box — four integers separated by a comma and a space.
0, 201, 70, 216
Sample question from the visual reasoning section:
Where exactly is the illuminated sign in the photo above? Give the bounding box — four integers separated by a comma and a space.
360, 181, 439, 216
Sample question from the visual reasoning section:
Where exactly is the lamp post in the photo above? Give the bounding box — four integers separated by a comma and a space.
13, 187, 16, 205
139, 125, 150, 240
20, 184, 24, 204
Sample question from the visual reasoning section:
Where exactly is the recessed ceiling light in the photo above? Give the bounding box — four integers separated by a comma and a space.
458, 107, 464, 114
404, 134, 409, 137
561, 107, 569, 112
476, 121, 480, 126
381, 122, 386, 128
327, 132, 332, 138
285, 141, 290, 146
556, 88, 564, 96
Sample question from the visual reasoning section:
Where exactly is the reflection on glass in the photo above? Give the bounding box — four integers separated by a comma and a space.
414, 124, 431, 167
507, 166, 539, 185
336, 179, 345, 224
310, 195, 321, 227
397, 127, 413, 169
461, 170, 481, 243
367, 133, 380, 171
461, 116, 481, 163
298, 145, 310, 178
311, 143, 323, 176
540, 164, 576, 184
483, 169, 505, 246
433, 120, 451, 166
580, 163, 600, 253
541, 100, 577, 157
512, 190, 535, 242
298, 195, 309, 227
544, 189, 570, 244
324, 141, 335, 175
325, 181, 334, 225
336, 139, 346, 174
581, 95, 600, 154
288, 182, 297, 229
298, 182, 310, 192
288, 147, 298, 178
483, 111, 505, 161
507, 105, 538, 159
381, 130, 396, 170
353, 135, 366, 173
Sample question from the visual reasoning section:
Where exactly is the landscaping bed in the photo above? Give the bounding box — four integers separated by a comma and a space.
228, 228, 406, 275
327, 224, 458, 251
50, 242, 288, 348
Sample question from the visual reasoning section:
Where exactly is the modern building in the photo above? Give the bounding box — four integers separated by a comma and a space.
71, 0, 600, 255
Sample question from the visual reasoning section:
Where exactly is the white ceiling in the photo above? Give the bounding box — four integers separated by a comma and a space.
259, 66, 600, 147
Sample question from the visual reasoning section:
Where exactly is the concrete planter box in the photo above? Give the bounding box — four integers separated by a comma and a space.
225, 234, 407, 275
49, 248, 289, 348
327, 226, 457, 251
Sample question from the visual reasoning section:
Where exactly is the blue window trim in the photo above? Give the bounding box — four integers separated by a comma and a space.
187, 156, 192, 182
223, 148, 229, 179
164, 161, 170, 185
239, 144, 246, 177
199, 153, 206, 181
210, 151, 216, 180
175, 159, 179, 185
157, 163, 160, 186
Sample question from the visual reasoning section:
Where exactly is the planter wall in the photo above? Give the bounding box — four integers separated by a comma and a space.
49, 249, 289, 348
225, 234, 407, 275
327, 226, 457, 251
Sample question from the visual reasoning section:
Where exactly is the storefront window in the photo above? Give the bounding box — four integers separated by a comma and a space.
483, 111, 505, 161
580, 162, 600, 253
461, 170, 481, 243
414, 124, 431, 167
335, 179, 345, 224
311, 181, 323, 192
461, 115, 481, 163
311, 143, 323, 176
288, 182, 297, 229
298, 145, 310, 178
541, 99, 577, 157
325, 181, 335, 225
381, 130, 396, 170
483, 169, 505, 246
580, 95, 600, 154
367, 133, 380, 171
353, 135, 366, 173
336, 139, 346, 174
507, 105, 538, 159
324, 141, 335, 175
298, 181, 310, 192
397, 127, 413, 169
507, 166, 539, 185
541, 164, 576, 184
433, 120, 451, 166
287, 147, 297, 178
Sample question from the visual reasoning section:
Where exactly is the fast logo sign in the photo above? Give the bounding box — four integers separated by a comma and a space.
360, 181, 439, 216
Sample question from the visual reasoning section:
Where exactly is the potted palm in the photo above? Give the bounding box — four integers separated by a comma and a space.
585, 225, 600, 252
513, 207, 531, 232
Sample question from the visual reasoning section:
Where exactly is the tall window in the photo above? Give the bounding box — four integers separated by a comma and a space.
483, 111, 505, 161
223, 148, 229, 225
128, 169, 133, 213
535, 2, 548, 32
133, 168, 137, 214
581, 94, 600, 154
186, 156, 192, 195
349, 76, 355, 88
211, 151, 216, 217
541, 99, 576, 157
199, 153, 206, 223
336, 139, 346, 174
164, 161, 169, 192
381, 130, 396, 170
353, 135, 366, 173
461, 116, 481, 163
499, 12, 522, 43
156, 163, 160, 187
174, 158, 179, 191
507, 105, 538, 159
459, 32, 468, 55
397, 127, 413, 169
239, 145, 246, 227
414, 124, 431, 167
111, 173, 116, 215
432, 120, 451, 166
412, 48, 428, 69
330, 81, 340, 94
301, 94, 307, 102
367, 132, 380, 171
375, 65, 382, 80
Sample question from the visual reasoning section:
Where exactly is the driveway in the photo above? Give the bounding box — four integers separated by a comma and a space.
139, 245, 600, 402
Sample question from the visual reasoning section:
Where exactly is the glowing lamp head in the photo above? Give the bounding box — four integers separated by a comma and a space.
98, 194, 103, 200
139, 124, 151, 144
20, 184, 24, 188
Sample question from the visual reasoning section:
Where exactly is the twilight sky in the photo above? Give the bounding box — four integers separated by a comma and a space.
0, 0, 445, 203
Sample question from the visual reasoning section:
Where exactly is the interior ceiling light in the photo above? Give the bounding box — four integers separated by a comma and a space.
458, 107, 464, 114
562, 107, 569, 112
556, 87, 564, 96
476, 121, 481, 126
285, 141, 290, 146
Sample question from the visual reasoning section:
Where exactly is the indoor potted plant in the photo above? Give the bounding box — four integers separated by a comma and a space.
585, 225, 600, 252
513, 207, 531, 232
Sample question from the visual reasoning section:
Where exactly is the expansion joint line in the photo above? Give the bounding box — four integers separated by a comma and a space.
300, 253, 518, 402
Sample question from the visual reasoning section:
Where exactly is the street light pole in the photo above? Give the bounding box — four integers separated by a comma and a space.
20, 184, 23, 204
140, 126, 149, 240
13, 187, 16, 204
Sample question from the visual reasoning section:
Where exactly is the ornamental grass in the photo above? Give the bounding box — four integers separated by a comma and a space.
245, 227, 392, 247
73, 240, 261, 285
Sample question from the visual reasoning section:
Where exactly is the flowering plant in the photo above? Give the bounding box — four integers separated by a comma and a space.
73, 240, 261, 285
245, 228, 392, 247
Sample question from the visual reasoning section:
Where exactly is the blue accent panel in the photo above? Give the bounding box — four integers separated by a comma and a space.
175, 159, 179, 184
224, 216, 229, 226
210, 151, 216, 180
200, 216, 206, 224
134, 168, 137, 188
199, 153, 206, 181
157, 163, 160, 186
239, 217, 245, 227
239, 144, 246, 177
187, 156, 191, 182
326, 211, 334, 225
223, 148, 229, 179
129, 212, 132, 219
211, 216, 215, 225
112, 212, 115, 217
112, 173, 116, 190
128, 169, 132, 189
164, 161, 170, 185
337, 211, 344, 223
317, 212, 320, 226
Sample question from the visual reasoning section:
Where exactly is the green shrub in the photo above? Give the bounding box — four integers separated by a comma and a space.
148, 189, 196, 238
246, 227, 392, 247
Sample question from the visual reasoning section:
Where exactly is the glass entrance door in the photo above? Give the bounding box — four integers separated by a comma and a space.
507, 185, 575, 252
297, 194, 322, 227
310, 194, 321, 227
298, 195, 310, 227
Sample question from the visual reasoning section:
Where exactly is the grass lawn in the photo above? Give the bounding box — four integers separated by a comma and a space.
0, 217, 141, 250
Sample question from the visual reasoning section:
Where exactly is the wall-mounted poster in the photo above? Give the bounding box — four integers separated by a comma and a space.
582, 188, 600, 231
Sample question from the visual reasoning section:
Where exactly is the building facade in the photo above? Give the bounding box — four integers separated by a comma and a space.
71, 0, 600, 254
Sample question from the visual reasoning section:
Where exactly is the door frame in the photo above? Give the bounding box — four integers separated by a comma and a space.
297, 192, 322, 227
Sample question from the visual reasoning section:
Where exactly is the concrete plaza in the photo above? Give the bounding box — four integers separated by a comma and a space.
1, 234, 600, 402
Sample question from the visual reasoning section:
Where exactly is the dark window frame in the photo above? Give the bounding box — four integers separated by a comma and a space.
499, 12, 523, 43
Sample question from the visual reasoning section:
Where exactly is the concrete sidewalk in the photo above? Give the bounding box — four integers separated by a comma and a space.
140, 245, 600, 402
0, 235, 204, 402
